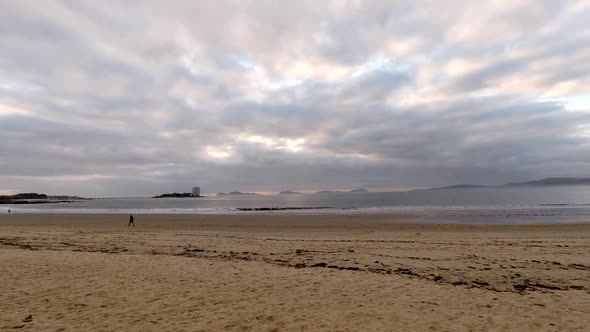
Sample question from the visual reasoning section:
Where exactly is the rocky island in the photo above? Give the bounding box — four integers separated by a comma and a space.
153, 192, 202, 198
278, 191, 302, 195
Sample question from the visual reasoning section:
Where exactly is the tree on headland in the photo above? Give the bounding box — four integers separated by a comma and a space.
10, 193, 48, 199
0, 193, 48, 200
0, 193, 86, 204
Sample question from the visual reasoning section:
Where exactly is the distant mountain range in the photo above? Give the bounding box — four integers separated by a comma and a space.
505, 177, 590, 186
430, 184, 493, 190
217, 191, 261, 196
315, 188, 369, 194
430, 177, 590, 190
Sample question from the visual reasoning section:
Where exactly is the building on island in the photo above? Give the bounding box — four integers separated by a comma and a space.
192, 187, 201, 197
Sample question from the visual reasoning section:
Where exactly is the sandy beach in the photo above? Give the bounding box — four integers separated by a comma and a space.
1, 213, 589, 331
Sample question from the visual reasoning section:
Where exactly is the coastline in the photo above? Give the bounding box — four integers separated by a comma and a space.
1, 213, 589, 330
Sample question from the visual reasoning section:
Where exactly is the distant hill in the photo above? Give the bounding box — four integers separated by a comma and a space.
505, 177, 590, 186
217, 191, 261, 196
425, 177, 590, 191
430, 184, 493, 190
315, 188, 369, 194
278, 191, 302, 195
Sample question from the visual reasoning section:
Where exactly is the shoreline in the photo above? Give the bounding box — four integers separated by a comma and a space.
2, 210, 590, 226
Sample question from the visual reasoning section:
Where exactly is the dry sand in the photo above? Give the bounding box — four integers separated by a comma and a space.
1, 213, 589, 331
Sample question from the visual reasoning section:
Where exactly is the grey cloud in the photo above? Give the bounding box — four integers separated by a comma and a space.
0, 1, 589, 195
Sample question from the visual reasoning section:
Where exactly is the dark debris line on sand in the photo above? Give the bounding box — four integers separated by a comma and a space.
1, 235, 587, 295
177, 247, 586, 294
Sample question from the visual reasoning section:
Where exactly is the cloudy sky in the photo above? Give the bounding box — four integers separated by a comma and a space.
1, 0, 589, 196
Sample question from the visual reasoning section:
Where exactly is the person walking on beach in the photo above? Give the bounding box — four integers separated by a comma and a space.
128, 214, 135, 227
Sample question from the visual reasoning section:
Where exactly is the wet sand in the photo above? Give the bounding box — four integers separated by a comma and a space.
1, 213, 589, 331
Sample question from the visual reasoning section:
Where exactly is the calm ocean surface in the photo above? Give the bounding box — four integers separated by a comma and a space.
4, 186, 590, 223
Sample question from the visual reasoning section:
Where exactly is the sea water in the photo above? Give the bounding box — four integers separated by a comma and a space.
3, 186, 590, 223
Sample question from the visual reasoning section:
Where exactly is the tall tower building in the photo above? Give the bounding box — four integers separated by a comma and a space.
192, 187, 201, 197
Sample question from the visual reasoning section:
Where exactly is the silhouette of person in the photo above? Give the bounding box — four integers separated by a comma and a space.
7, 209, 10, 214
128, 214, 135, 227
